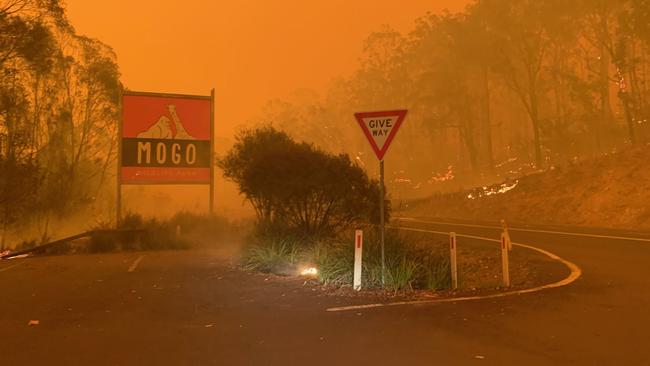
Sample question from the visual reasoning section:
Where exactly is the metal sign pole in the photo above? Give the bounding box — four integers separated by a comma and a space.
209, 88, 215, 215
116, 89, 123, 227
380, 159, 386, 287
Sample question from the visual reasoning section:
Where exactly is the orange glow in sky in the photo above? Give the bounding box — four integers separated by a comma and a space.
66, 1, 470, 141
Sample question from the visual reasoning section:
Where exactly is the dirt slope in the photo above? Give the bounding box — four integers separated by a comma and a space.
406, 146, 650, 229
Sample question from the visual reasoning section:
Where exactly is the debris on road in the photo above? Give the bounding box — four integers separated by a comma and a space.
28, 320, 40, 326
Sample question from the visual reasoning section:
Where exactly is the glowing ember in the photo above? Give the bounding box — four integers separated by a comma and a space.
428, 165, 455, 183
467, 180, 519, 200
301, 267, 318, 276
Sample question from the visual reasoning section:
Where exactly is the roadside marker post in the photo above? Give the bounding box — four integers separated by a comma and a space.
449, 232, 458, 290
354, 110, 408, 287
501, 232, 511, 287
354, 230, 363, 291
501, 219, 512, 251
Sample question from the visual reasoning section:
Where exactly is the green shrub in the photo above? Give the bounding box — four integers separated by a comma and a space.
219, 126, 387, 237
385, 257, 421, 291
87, 212, 229, 253
422, 253, 451, 290
241, 235, 300, 275
239, 224, 451, 292
14, 239, 39, 251
300, 229, 451, 291
88, 232, 118, 253
308, 240, 354, 285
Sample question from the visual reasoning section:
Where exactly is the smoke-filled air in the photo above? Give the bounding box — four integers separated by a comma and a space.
5, 1, 650, 364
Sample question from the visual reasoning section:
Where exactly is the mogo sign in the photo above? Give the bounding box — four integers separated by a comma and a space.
120, 92, 213, 184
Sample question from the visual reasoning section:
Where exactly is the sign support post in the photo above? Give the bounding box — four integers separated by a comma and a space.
116, 89, 123, 226
354, 109, 407, 289
379, 160, 386, 286
209, 88, 215, 215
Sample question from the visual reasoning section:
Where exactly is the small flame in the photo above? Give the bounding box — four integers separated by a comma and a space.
301, 267, 318, 276
467, 181, 519, 200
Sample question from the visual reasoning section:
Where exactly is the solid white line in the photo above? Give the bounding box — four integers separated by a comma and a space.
398, 218, 650, 243
326, 226, 582, 312
0, 263, 22, 272
128, 255, 144, 273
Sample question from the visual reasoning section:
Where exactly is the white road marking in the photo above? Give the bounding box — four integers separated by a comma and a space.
0, 263, 22, 272
326, 226, 582, 312
128, 255, 145, 273
398, 218, 650, 243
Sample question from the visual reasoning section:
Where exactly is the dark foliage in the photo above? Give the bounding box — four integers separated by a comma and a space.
220, 126, 388, 238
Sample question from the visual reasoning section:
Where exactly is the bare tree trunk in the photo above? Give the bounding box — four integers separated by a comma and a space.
600, 46, 613, 124
528, 76, 543, 168
621, 91, 636, 143
482, 65, 494, 171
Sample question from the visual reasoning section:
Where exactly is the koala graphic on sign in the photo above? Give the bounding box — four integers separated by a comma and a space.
137, 104, 195, 140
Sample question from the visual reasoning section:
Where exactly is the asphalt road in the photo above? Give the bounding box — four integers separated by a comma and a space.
1, 219, 649, 365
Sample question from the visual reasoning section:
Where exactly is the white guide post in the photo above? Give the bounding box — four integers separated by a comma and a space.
354, 230, 363, 291
501, 219, 513, 251
449, 232, 458, 290
501, 232, 511, 287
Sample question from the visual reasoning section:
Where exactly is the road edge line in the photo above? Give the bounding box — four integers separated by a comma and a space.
398, 217, 650, 243
326, 228, 582, 312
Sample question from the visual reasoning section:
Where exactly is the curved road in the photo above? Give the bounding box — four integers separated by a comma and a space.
392, 218, 650, 365
0, 219, 648, 365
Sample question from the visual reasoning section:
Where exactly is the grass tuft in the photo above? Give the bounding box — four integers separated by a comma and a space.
241, 236, 300, 275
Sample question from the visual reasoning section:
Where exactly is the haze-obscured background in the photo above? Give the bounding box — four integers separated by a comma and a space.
4, 0, 650, 246
65, 0, 470, 219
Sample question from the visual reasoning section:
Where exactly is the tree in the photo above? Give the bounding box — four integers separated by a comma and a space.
220, 126, 385, 237
476, 0, 574, 167
0, 0, 121, 242
0, 157, 40, 248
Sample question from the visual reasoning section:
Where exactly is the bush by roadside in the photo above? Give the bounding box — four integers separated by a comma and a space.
220, 126, 387, 238
87, 212, 244, 253
4, 212, 244, 256
241, 229, 451, 291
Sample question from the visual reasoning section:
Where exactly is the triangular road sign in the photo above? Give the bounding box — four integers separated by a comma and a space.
354, 110, 407, 161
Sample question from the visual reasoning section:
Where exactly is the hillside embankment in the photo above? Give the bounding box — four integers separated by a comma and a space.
406, 146, 650, 230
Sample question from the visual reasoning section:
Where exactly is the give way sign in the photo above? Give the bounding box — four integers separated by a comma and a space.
354, 110, 407, 161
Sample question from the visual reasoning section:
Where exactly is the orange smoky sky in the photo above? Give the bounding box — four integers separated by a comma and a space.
66, 0, 470, 143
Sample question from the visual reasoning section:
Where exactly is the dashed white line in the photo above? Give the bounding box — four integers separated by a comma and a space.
128, 255, 145, 273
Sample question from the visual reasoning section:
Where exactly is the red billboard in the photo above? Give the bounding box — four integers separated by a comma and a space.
120, 92, 213, 184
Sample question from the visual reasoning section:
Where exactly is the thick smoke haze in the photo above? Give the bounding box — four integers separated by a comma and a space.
64, 0, 471, 216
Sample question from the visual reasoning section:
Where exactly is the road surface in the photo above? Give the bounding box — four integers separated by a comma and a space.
0, 219, 648, 365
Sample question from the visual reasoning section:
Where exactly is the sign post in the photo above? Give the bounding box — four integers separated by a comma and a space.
501, 232, 511, 287
379, 160, 385, 285
354, 110, 407, 287
449, 232, 458, 290
118, 90, 215, 223
354, 230, 363, 291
